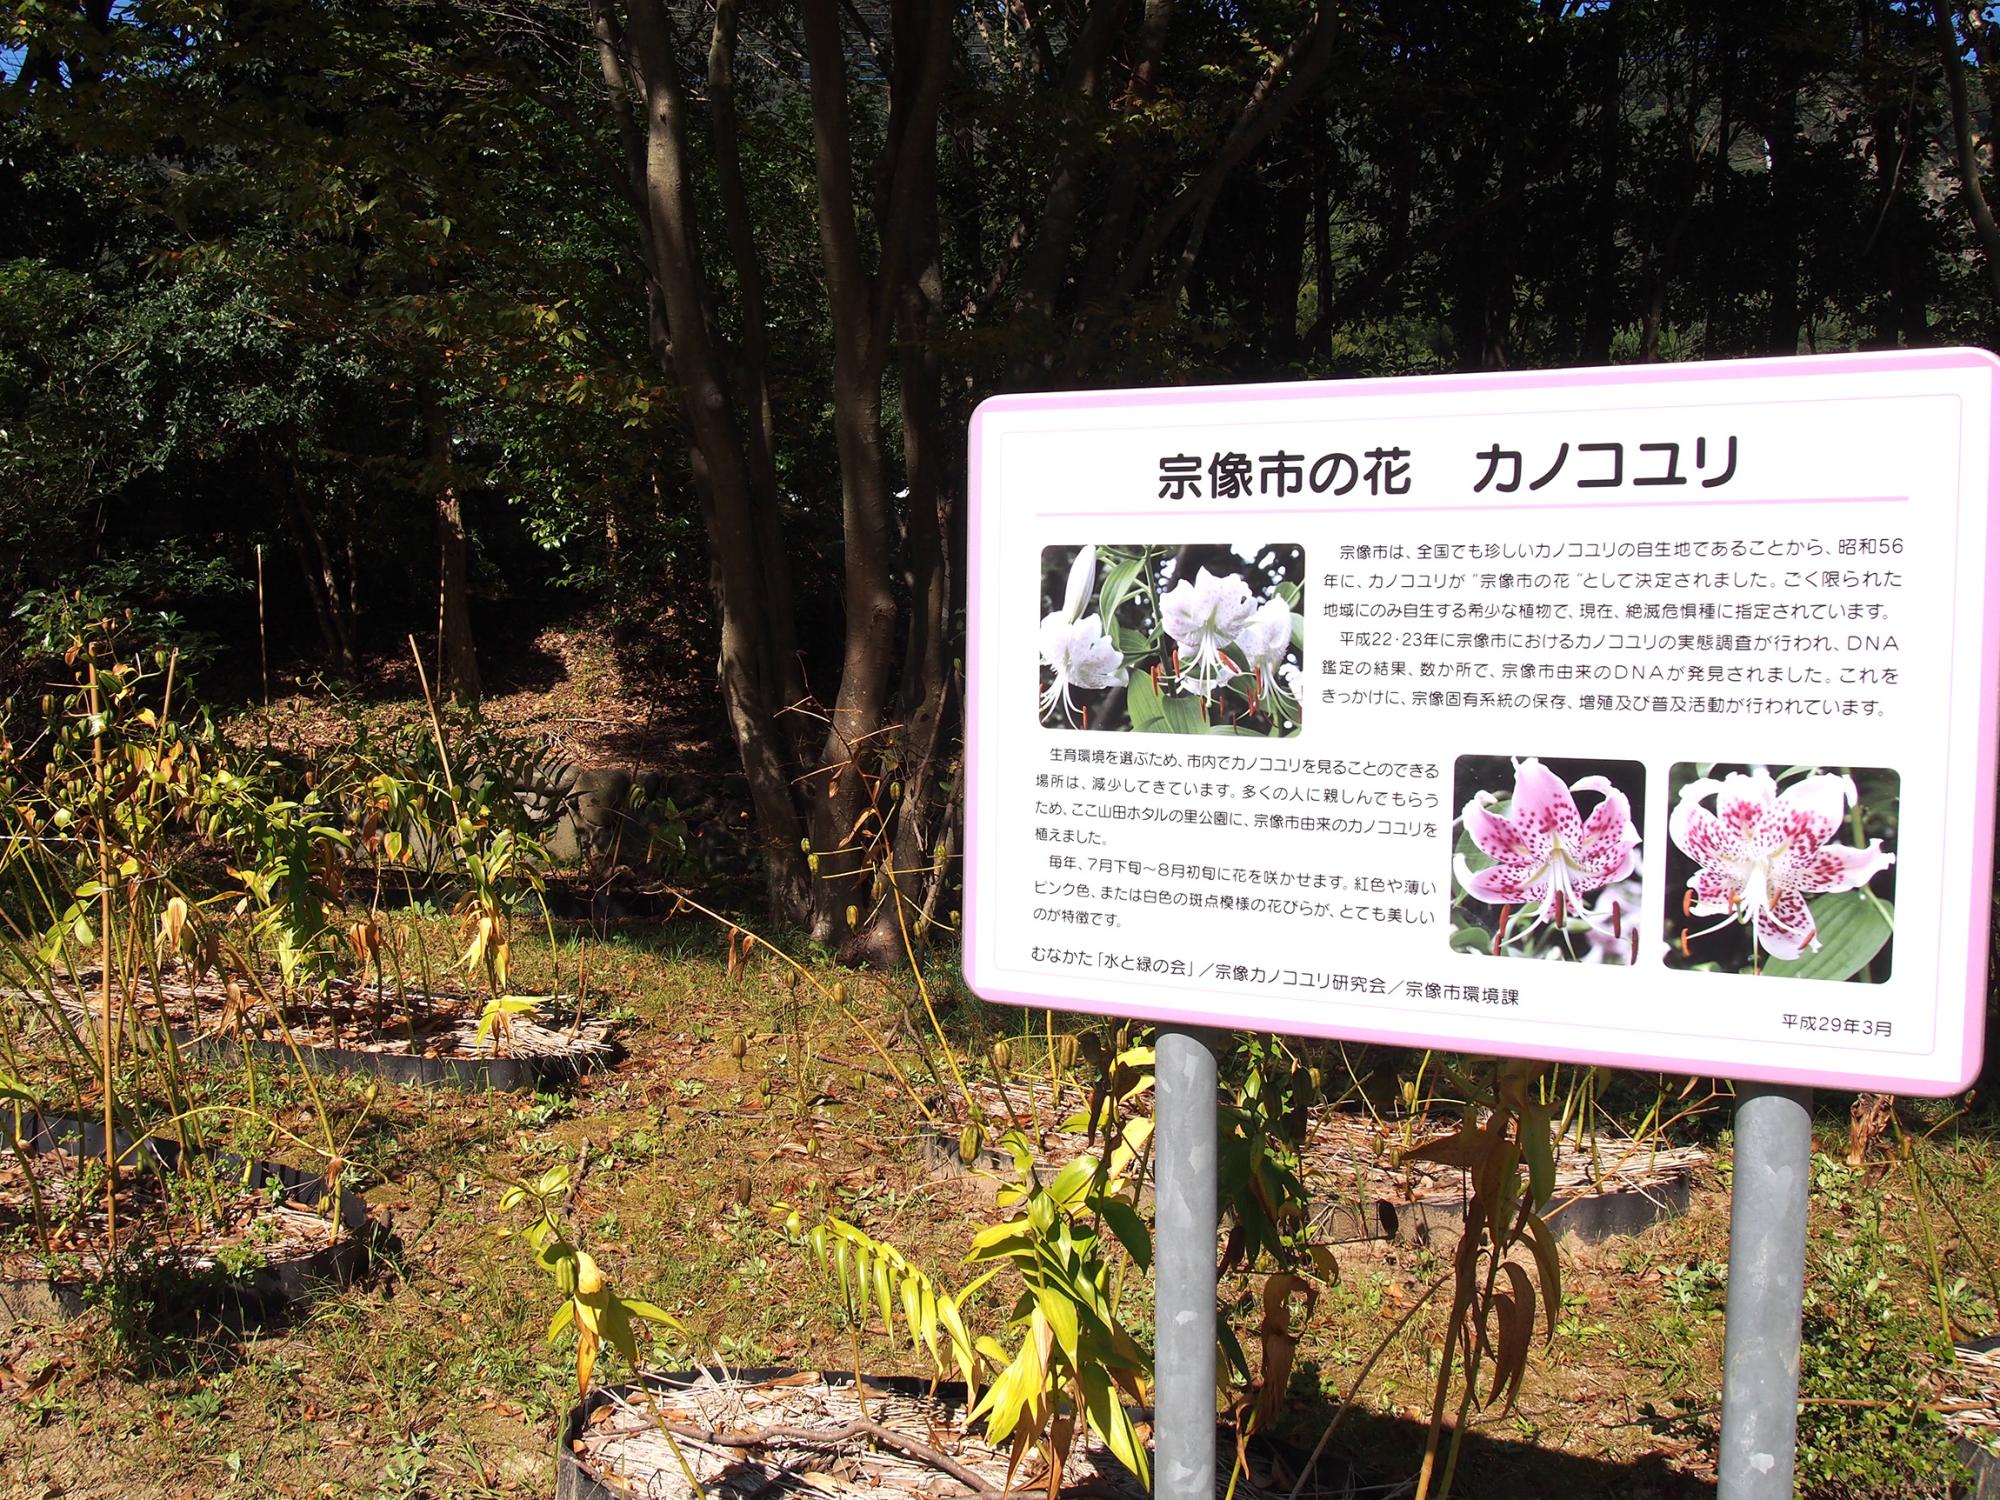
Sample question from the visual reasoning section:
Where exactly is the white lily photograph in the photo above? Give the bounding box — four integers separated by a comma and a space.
1036, 544, 1304, 736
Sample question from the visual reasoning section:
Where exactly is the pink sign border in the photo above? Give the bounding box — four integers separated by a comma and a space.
963, 348, 2000, 1096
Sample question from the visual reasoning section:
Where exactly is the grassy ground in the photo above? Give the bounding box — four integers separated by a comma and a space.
0, 915, 1992, 1499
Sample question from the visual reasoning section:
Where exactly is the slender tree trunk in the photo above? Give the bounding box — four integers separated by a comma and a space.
1580, 0, 1622, 364
708, 0, 807, 730
1763, 81, 1804, 355
802, 0, 904, 943
1450, 142, 1499, 370
1935, 0, 2000, 299
853, 0, 956, 967
278, 455, 357, 677
424, 387, 480, 705
1309, 106, 1333, 365
619, 0, 812, 921
1076, 0, 1173, 314
1262, 160, 1310, 366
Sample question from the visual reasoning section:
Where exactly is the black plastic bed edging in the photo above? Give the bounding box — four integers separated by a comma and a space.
176, 1027, 621, 1093
921, 1126, 1695, 1246
1957, 1337, 2000, 1500
1317, 1164, 1695, 1246
1964, 1439, 2000, 1500
0, 1113, 371, 1322
556, 1367, 1359, 1500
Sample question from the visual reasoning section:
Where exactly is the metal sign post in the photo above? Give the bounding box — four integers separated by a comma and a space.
1718, 1084, 1815, 1499
1154, 1029, 1220, 1500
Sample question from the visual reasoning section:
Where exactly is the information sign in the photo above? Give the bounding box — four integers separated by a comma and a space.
964, 350, 1998, 1095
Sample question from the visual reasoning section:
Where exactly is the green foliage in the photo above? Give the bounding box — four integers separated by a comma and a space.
1761, 896, 1895, 982
796, 1114, 1155, 1490
1794, 1154, 1970, 1499
498, 1163, 687, 1399
1218, 1036, 1326, 1282
796, 1215, 988, 1395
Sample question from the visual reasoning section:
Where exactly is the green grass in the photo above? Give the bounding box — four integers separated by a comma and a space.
0, 916, 1995, 1498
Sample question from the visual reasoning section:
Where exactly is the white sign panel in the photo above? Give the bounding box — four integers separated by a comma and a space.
963, 351, 1998, 1094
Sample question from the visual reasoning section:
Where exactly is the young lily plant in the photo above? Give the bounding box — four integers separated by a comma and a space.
498, 1163, 687, 1397
796, 1114, 1155, 1499
1401, 1059, 1564, 1500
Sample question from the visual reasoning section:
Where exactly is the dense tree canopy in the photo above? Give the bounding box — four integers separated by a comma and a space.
4, 0, 1997, 938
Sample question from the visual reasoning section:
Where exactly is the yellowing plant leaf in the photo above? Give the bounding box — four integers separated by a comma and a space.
1081, 1362, 1149, 1487
1255, 1273, 1315, 1426
1490, 1261, 1537, 1414
1037, 1287, 1080, 1365
1522, 1213, 1562, 1343
548, 1300, 575, 1346
620, 1298, 686, 1334
1401, 1127, 1486, 1171
901, 1273, 922, 1350
874, 1255, 895, 1333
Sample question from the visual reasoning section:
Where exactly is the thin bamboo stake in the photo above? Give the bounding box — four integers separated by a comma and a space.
88, 662, 117, 1259
255, 543, 269, 707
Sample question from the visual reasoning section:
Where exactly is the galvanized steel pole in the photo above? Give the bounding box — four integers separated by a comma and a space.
1155, 1028, 1221, 1500
1717, 1083, 1814, 1500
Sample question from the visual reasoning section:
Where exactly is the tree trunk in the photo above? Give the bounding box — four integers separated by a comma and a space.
1935, 0, 2000, 300
853, 0, 956, 968
1261, 158, 1310, 366
1763, 81, 1804, 356
1309, 106, 1333, 365
424, 388, 480, 706
277, 453, 357, 678
618, 0, 813, 922
708, 0, 808, 732
1579, 0, 1622, 364
802, 0, 906, 944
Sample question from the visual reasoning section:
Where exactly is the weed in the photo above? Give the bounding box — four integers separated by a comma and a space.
212, 1242, 270, 1279
1795, 1153, 1970, 1499
512, 1091, 573, 1128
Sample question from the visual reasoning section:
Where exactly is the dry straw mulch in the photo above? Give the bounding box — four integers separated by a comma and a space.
570, 1370, 1390, 1500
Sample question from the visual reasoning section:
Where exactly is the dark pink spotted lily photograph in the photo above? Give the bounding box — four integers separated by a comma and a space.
1449, 755, 1646, 964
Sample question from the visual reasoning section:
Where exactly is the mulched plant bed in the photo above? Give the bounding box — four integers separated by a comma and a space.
21, 968, 617, 1091
918, 1078, 1117, 1178
0, 1115, 368, 1321
1298, 1110, 1706, 1245
926, 1080, 1705, 1244
1947, 1338, 2000, 1492
560, 1369, 1375, 1500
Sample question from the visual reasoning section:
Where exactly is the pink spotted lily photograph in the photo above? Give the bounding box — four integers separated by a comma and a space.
1662, 762, 1898, 983
1449, 754, 1645, 964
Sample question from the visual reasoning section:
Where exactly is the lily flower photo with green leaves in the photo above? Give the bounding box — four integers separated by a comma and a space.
1037, 543, 1304, 736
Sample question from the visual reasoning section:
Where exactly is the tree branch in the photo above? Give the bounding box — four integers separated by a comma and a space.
869, 0, 952, 367
1105, 6, 1340, 309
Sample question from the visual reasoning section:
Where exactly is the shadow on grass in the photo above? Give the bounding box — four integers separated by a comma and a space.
71, 1221, 400, 1384
1295, 1403, 1713, 1500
